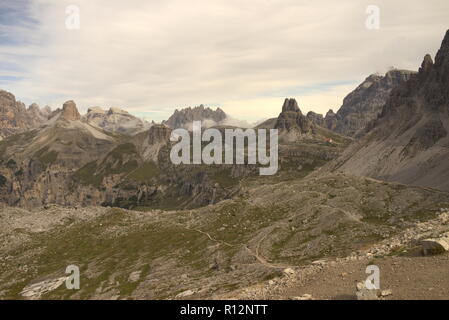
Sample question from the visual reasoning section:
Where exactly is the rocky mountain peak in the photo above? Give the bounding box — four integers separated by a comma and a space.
42, 106, 52, 115
165, 105, 227, 129
326, 109, 336, 117
0, 89, 50, 138
87, 106, 106, 114
85, 105, 151, 135
323, 69, 415, 138
107, 107, 129, 115
306, 111, 324, 126
329, 30, 449, 191
146, 124, 171, 145
275, 98, 313, 135
281, 98, 301, 113
419, 54, 434, 74
28, 103, 40, 112
435, 29, 449, 68
60, 100, 81, 121
0, 89, 16, 104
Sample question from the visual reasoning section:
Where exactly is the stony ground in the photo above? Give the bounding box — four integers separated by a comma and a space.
218, 211, 449, 300
1, 173, 449, 300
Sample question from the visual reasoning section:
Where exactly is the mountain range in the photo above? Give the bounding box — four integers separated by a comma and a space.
1, 29, 449, 300
324, 30, 449, 191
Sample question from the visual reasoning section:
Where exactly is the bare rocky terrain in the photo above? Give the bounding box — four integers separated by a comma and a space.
322, 69, 416, 138
85, 106, 152, 136
1, 172, 449, 299
164, 105, 227, 129
325, 30, 449, 192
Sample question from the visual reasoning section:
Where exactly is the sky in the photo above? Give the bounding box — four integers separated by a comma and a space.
1, 0, 449, 122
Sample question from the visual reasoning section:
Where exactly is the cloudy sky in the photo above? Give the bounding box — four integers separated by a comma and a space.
1, 0, 448, 122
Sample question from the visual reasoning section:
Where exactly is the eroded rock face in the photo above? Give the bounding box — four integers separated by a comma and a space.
0, 90, 50, 138
164, 105, 227, 129
60, 100, 81, 121
275, 98, 313, 135
306, 112, 324, 127
323, 69, 416, 138
327, 30, 449, 192
145, 124, 171, 145
85, 106, 151, 135
324, 109, 338, 131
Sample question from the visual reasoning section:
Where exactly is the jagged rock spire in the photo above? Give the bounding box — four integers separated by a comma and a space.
60, 100, 81, 121
281, 98, 301, 113
419, 54, 434, 73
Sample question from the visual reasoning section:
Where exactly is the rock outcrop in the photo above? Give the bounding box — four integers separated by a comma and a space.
164, 105, 227, 129
60, 100, 81, 121
306, 111, 324, 127
324, 109, 338, 131
326, 30, 449, 191
275, 98, 314, 138
321, 69, 416, 138
0, 90, 50, 138
85, 106, 151, 135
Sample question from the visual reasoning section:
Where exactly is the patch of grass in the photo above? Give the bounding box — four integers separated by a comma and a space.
127, 162, 160, 182
73, 161, 103, 187
0, 174, 7, 187
210, 168, 239, 188
34, 146, 58, 167
109, 143, 137, 159
6, 159, 17, 168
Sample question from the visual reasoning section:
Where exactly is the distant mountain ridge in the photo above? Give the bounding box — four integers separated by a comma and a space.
85, 106, 152, 135
305, 69, 416, 138
0, 90, 51, 139
164, 104, 227, 129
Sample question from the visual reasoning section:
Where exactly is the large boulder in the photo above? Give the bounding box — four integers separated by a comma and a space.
421, 234, 449, 255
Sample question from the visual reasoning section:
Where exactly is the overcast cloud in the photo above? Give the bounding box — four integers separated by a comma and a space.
1, 0, 448, 121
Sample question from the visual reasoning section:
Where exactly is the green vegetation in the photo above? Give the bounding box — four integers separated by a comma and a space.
0, 174, 7, 187
100, 143, 140, 175
1, 208, 217, 299
6, 159, 17, 168
210, 168, 239, 188
127, 161, 160, 182
73, 161, 103, 187
73, 143, 142, 187
34, 146, 58, 168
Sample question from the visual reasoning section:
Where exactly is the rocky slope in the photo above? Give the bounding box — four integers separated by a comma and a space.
1, 172, 448, 299
0, 100, 121, 207
324, 30, 449, 192
0, 99, 251, 209
0, 90, 51, 139
326, 69, 416, 138
274, 98, 351, 146
85, 106, 151, 135
304, 70, 415, 138
275, 98, 314, 137
164, 105, 227, 129
221, 208, 449, 300
0, 96, 351, 210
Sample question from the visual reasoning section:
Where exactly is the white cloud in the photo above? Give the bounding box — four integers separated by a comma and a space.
1, 0, 449, 120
